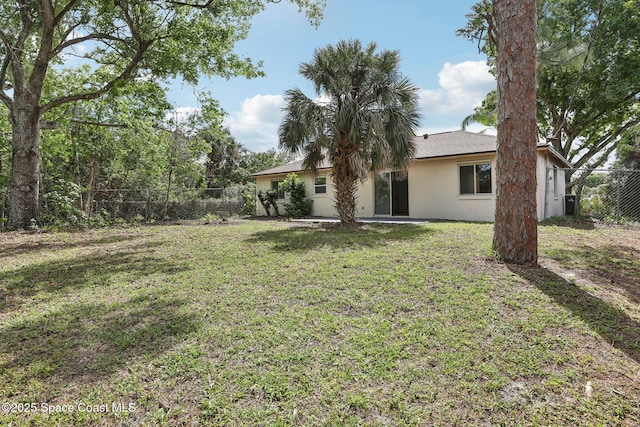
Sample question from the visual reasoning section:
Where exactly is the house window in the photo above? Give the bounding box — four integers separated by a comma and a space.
460, 163, 492, 195
271, 179, 285, 199
314, 176, 327, 194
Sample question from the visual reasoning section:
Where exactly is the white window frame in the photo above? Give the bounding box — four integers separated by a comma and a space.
271, 179, 285, 199
458, 161, 493, 196
314, 176, 327, 195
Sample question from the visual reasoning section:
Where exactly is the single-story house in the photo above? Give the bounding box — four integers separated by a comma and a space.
250, 130, 572, 222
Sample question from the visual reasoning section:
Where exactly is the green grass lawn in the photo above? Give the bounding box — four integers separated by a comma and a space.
1, 219, 638, 426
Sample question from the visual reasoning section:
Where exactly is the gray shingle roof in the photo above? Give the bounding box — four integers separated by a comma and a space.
249, 158, 332, 177
414, 130, 497, 159
250, 130, 571, 177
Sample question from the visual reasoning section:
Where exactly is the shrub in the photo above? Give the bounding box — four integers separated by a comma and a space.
40, 179, 87, 229
241, 186, 256, 215
280, 173, 313, 218
257, 190, 273, 216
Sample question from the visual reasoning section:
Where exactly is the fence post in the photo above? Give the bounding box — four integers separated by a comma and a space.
616, 170, 622, 224
145, 189, 151, 221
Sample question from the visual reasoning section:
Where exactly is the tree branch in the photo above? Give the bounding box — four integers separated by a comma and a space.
551, 0, 604, 142
572, 119, 640, 170
28, 0, 55, 94
51, 32, 127, 59
53, 0, 82, 26
40, 39, 153, 115
69, 118, 128, 128
163, 0, 215, 8
0, 37, 11, 95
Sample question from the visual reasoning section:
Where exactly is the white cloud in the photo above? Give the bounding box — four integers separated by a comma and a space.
419, 61, 495, 116
164, 107, 200, 126
225, 94, 286, 152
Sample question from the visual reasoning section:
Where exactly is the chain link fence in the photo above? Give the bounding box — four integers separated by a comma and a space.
0, 185, 255, 227
90, 186, 254, 222
565, 168, 640, 224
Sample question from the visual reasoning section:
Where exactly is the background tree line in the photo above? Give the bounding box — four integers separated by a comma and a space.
0, 81, 288, 228
0, 0, 323, 230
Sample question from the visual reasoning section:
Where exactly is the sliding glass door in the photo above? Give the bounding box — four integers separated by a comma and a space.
374, 172, 409, 216
375, 173, 391, 215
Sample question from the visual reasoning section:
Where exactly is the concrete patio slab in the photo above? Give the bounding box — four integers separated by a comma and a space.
290, 217, 428, 225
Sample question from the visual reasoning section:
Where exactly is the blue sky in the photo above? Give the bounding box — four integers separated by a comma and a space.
168, 0, 496, 152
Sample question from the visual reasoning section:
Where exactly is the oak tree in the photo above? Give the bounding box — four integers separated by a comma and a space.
460, 0, 640, 203
0, 0, 324, 230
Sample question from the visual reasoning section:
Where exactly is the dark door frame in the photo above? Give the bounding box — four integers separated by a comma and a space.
391, 172, 409, 216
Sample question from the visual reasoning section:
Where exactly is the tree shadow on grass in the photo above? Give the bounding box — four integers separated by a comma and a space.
545, 243, 640, 304
0, 242, 188, 313
0, 234, 144, 260
540, 216, 597, 230
0, 290, 201, 392
245, 223, 436, 252
510, 264, 640, 364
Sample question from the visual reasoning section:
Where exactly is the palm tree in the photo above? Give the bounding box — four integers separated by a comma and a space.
279, 39, 421, 224
461, 90, 497, 130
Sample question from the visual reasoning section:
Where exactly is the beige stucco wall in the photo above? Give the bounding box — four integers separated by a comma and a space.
308, 171, 338, 217
407, 154, 496, 221
254, 150, 567, 221
254, 170, 338, 217
538, 152, 567, 219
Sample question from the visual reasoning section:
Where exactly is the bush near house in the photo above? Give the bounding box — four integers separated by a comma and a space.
280, 173, 313, 218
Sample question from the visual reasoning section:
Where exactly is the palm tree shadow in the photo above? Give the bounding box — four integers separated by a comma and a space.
245, 223, 435, 252
509, 264, 640, 364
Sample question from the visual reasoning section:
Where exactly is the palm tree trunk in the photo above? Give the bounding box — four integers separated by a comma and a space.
332, 145, 358, 224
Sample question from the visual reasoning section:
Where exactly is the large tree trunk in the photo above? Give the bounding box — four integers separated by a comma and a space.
493, 0, 538, 264
6, 101, 41, 230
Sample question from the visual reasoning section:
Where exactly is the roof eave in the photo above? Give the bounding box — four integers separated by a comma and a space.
413, 150, 497, 162
249, 165, 332, 178
537, 144, 573, 168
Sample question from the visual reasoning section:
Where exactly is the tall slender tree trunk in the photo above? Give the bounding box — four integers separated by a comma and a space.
72, 132, 84, 211
493, 0, 538, 264
163, 167, 173, 219
84, 158, 97, 216
7, 100, 42, 230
